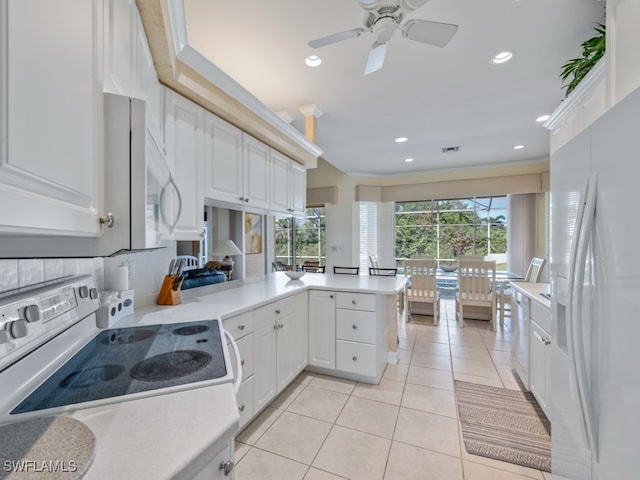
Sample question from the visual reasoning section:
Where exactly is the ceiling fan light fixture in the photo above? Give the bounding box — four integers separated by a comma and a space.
395, 136, 408, 143
490, 51, 514, 65
357, 0, 379, 11
305, 55, 322, 67
401, 0, 431, 11
513, 144, 525, 150
404, 157, 414, 162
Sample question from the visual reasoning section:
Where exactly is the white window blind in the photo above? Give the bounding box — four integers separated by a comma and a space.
359, 202, 378, 273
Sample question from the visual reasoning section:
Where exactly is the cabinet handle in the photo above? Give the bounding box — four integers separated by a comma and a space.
99, 213, 115, 228
219, 460, 235, 476
352, 324, 357, 330
241, 359, 245, 366
239, 404, 245, 412
352, 300, 356, 305
352, 356, 358, 362
273, 324, 278, 330
329, 295, 334, 299
542, 335, 551, 346
279, 323, 284, 329
238, 324, 245, 330
244, 198, 250, 203
275, 309, 281, 314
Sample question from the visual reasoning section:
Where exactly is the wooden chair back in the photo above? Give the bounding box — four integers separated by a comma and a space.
524, 257, 546, 282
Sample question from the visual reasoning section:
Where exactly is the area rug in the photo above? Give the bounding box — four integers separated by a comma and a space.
453, 380, 551, 472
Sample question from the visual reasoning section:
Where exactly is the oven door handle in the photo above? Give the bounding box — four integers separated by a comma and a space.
224, 329, 242, 396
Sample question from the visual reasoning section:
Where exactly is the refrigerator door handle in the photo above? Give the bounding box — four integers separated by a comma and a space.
569, 173, 599, 460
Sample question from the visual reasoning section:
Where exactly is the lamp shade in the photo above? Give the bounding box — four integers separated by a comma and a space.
212, 240, 242, 257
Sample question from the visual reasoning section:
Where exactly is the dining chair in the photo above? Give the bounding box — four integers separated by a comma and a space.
404, 258, 440, 324
499, 257, 546, 324
456, 260, 496, 329
302, 261, 325, 273
272, 261, 292, 272
369, 267, 398, 276
176, 255, 199, 271
333, 266, 359, 275
369, 255, 379, 268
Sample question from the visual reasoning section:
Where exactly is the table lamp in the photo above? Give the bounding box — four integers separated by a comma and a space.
212, 239, 242, 265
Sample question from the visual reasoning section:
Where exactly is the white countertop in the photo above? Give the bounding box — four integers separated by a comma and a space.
122, 271, 407, 326
37, 272, 405, 479
510, 282, 551, 309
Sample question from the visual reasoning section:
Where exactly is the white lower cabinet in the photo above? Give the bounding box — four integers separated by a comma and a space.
308, 290, 388, 383
224, 310, 254, 430
191, 439, 235, 480
529, 302, 551, 413
293, 291, 309, 375
308, 291, 336, 369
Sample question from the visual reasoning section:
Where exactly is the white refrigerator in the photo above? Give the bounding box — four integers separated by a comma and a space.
550, 86, 640, 479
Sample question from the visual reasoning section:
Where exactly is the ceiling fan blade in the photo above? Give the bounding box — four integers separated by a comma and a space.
364, 42, 388, 75
356, 0, 378, 10
402, 19, 458, 47
308, 28, 366, 49
400, 0, 431, 11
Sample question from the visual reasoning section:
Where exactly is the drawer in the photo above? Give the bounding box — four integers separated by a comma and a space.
336, 309, 376, 344
223, 310, 254, 340
236, 376, 254, 430
254, 296, 295, 330
233, 334, 254, 381
530, 300, 551, 333
336, 340, 377, 377
336, 292, 375, 312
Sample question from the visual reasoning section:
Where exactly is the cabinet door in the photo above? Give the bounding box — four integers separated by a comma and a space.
204, 113, 244, 204
0, 0, 103, 237
164, 89, 205, 240
308, 291, 336, 369
243, 135, 270, 209
270, 150, 291, 213
294, 291, 309, 375
291, 161, 307, 216
530, 320, 551, 412
276, 313, 296, 392
253, 323, 277, 412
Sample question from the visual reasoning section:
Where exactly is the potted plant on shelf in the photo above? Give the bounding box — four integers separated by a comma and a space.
560, 23, 606, 96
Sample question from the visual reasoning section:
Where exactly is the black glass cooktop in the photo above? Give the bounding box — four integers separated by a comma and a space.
12, 320, 227, 415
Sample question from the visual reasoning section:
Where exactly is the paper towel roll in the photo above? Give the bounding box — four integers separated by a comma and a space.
106, 265, 129, 292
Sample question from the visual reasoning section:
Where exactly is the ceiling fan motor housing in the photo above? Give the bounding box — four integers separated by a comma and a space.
372, 16, 400, 44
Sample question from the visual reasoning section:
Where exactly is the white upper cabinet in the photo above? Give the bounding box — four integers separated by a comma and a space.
203, 113, 244, 205
104, 0, 164, 142
243, 135, 270, 210
164, 89, 205, 241
270, 151, 307, 216
0, 0, 104, 237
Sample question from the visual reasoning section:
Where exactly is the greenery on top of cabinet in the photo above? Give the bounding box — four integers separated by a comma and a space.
560, 23, 605, 96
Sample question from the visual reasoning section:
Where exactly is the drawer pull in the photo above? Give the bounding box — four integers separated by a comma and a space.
273, 324, 278, 330
241, 359, 245, 366
330, 294, 334, 299
352, 300, 356, 305
275, 309, 281, 314
238, 324, 245, 330
239, 404, 245, 412
352, 356, 358, 361
352, 324, 358, 330
542, 336, 551, 346
278, 323, 284, 329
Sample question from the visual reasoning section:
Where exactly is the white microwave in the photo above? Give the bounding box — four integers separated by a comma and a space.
100, 93, 182, 254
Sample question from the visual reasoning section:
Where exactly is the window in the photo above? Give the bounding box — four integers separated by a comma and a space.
395, 197, 508, 269
359, 202, 378, 272
274, 208, 326, 267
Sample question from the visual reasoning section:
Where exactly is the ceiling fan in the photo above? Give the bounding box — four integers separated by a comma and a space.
308, 0, 459, 75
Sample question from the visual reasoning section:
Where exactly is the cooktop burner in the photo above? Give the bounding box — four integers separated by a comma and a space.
130, 350, 212, 382
11, 320, 227, 415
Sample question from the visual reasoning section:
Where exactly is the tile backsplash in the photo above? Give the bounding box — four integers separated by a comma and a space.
0, 245, 176, 308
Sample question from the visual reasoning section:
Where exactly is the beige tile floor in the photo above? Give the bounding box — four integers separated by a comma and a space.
234, 298, 552, 480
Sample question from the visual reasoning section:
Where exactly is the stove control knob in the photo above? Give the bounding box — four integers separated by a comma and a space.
10, 320, 28, 339
24, 304, 42, 322
89, 288, 99, 300
78, 285, 89, 298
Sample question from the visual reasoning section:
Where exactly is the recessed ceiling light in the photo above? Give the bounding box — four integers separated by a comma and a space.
513, 145, 525, 150
490, 51, 514, 65
536, 114, 550, 123
405, 158, 414, 162
305, 55, 322, 67
395, 137, 408, 143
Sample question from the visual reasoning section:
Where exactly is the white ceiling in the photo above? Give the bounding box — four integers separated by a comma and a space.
184, 0, 605, 176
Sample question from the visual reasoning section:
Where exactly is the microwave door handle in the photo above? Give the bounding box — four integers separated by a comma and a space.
159, 175, 183, 234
